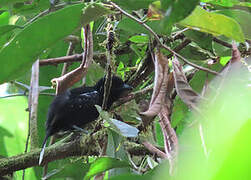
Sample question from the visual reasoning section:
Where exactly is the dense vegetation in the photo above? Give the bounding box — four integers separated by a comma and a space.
0, 0, 250, 179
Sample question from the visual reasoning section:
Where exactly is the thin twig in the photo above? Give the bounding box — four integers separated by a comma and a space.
61, 36, 79, 76
213, 37, 232, 48
112, 84, 153, 108
39, 45, 131, 67
110, 2, 219, 75
39, 54, 83, 66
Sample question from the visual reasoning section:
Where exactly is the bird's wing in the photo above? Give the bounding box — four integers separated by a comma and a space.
66, 90, 100, 111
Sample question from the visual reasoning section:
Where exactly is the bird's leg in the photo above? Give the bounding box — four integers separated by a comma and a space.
72, 125, 89, 134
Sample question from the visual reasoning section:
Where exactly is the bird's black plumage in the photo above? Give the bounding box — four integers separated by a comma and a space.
39, 76, 132, 164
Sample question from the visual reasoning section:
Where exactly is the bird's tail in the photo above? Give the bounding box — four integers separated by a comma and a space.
39, 133, 49, 165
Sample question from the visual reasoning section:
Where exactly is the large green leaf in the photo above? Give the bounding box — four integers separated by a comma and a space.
179, 6, 245, 42
161, 69, 251, 180
0, 96, 36, 179
0, 3, 111, 84
84, 157, 130, 180
215, 10, 251, 40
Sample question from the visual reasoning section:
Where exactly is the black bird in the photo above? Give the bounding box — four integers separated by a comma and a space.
39, 76, 132, 164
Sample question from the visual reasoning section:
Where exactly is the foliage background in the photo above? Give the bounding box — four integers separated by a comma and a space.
0, 0, 250, 179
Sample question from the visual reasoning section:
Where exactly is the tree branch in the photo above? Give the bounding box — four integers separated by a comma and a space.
0, 131, 154, 176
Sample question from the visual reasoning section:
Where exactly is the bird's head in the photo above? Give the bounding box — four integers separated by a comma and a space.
95, 76, 133, 108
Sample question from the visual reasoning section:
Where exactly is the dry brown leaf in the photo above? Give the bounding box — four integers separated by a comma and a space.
172, 56, 200, 110
51, 66, 87, 94
141, 50, 169, 117
158, 102, 178, 175
52, 25, 93, 95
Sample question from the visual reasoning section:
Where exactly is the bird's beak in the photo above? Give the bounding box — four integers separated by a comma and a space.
123, 84, 133, 91
118, 84, 133, 98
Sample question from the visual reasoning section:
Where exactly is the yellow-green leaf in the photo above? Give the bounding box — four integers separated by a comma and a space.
179, 6, 245, 42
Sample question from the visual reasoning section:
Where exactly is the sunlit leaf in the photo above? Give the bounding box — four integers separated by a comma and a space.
129, 35, 149, 44
179, 6, 245, 42
215, 10, 251, 40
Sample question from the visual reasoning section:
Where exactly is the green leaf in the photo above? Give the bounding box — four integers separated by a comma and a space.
85, 63, 105, 86
96, 105, 139, 137
0, 0, 27, 6
129, 35, 149, 43
84, 157, 130, 180
183, 29, 213, 52
107, 130, 130, 177
179, 44, 211, 61
238, 2, 251, 7
219, 56, 231, 66
215, 10, 251, 40
0, 11, 10, 26
119, 100, 141, 124
0, 25, 22, 36
12, 0, 50, 15
0, 96, 36, 178
160, 0, 199, 28
107, 130, 126, 159
0, 3, 111, 84
111, 0, 155, 10
168, 70, 251, 180
179, 6, 245, 42
118, 17, 171, 36
212, 36, 232, 56
155, 119, 164, 147
44, 159, 90, 180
